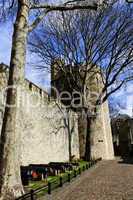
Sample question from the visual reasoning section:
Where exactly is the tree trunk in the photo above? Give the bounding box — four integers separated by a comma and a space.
78, 111, 87, 159
0, 1, 29, 199
85, 115, 91, 161
68, 129, 72, 162
78, 111, 91, 161
67, 113, 72, 162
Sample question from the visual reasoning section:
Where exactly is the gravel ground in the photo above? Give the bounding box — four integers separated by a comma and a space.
38, 158, 133, 200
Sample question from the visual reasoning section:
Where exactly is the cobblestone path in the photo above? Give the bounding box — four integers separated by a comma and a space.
39, 158, 133, 200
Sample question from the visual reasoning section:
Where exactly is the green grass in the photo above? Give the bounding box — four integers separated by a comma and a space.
24, 176, 59, 190
24, 160, 89, 197
79, 160, 88, 167
27, 180, 46, 190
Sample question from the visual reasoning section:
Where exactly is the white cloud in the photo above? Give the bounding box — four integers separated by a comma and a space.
111, 83, 133, 117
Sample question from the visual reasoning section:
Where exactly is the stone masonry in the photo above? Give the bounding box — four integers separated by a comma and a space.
0, 63, 114, 166
0, 65, 79, 165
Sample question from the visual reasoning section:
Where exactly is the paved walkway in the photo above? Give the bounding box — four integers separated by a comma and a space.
39, 158, 133, 200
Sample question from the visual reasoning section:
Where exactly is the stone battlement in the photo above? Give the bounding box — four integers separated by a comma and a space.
25, 79, 50, 100
0, 63, 50, 101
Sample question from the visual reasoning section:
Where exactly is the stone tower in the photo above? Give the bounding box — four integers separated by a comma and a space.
51, 61, 114, 160
81, 68, 114, 160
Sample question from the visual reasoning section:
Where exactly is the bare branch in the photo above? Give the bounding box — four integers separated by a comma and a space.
9, 0, 15, 9
29, 2, 133, 112
30, 3, 97, 11
28, 10, 49, 32
64, 0, 86, 5
102, 81, 125, 103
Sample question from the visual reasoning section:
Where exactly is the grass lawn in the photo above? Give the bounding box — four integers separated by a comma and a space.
24, 176, 58, 190
24, 160, 89, 197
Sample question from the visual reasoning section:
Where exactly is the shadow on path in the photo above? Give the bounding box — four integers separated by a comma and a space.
118, 156, 133, 164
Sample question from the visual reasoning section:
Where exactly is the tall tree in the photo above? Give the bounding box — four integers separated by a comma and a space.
0, 0, 100, 199
29, 0, 133, 160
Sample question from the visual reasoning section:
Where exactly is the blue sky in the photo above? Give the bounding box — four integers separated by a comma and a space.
111, 84, 133, 116
0, 22, 12, 64
0, 19, 132, 117
0, 21, 50, 91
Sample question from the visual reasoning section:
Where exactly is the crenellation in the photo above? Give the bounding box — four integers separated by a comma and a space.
25, 78, 50, 101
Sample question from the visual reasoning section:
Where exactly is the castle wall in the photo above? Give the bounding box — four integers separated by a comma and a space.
19, 84, 79, 165
0, 64, 114, 164
0, 71, 79, 165
0, 69, 8, 133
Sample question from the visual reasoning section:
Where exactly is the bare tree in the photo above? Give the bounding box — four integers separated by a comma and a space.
45, 101, 76, 162
29, 0, 133, 160
54, 103, 76, 162
0, 0, 102, 199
